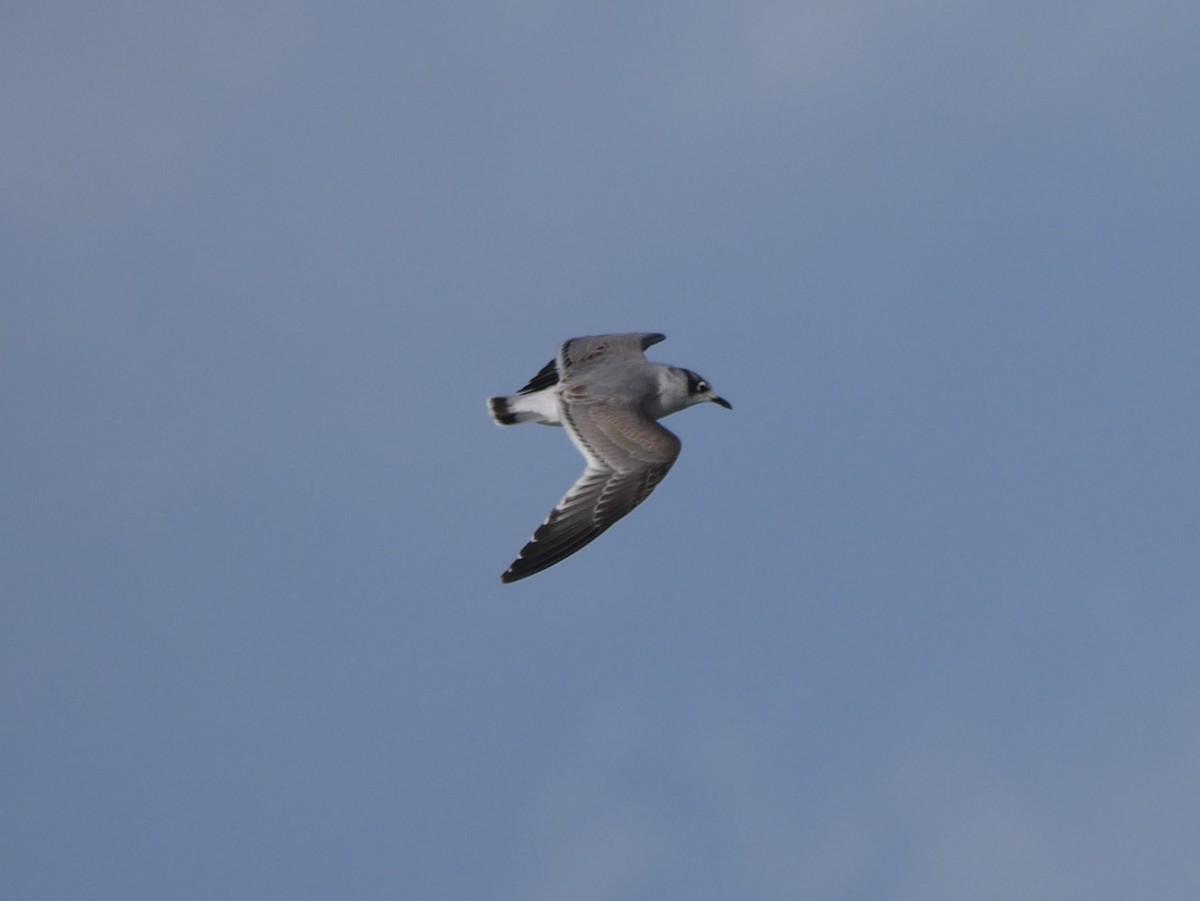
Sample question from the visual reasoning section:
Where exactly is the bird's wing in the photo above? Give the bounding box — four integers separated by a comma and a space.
557, 332, 666, 376
500, 398, 681, 583
512, 333, 665, 396
516, 358, 559, 395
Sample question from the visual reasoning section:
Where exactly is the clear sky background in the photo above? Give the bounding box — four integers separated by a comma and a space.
5, 3, 1199, 899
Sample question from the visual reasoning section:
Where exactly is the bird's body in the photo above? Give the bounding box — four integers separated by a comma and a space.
488, 332, 730, 583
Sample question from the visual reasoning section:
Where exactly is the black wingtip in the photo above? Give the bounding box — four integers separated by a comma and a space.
516, 359, 560, 395
500, 555, 535, 583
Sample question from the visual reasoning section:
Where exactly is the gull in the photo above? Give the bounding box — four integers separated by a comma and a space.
488, 332, 730, 583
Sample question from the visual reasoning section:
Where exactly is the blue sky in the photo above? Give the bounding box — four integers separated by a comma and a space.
5, 2, 1199, 899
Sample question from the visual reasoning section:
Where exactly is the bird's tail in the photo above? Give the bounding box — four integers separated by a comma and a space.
489, 395, 531, 425
487, 393, 560, 426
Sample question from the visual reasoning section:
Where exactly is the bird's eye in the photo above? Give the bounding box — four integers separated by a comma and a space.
698, 381, 709, 392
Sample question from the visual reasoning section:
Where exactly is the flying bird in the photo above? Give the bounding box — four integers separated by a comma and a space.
488, 332, 730, 583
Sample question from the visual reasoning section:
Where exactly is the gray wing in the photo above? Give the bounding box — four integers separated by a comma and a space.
557, 332, 666, 375
513, 334, 664, 396
500, 398, 681, 583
